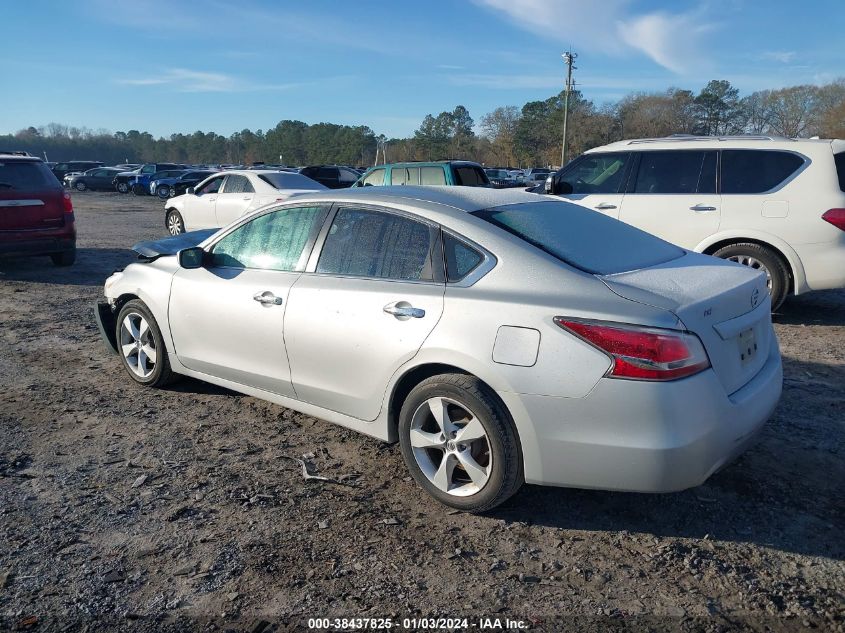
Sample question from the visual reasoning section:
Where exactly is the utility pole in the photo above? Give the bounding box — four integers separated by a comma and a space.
560, 50, 577, 167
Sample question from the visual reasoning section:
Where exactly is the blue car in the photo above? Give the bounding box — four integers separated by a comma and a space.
128, 163, 186, 195
150, 170, 218, 199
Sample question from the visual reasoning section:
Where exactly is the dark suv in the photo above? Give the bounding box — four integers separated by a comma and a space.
51, 160, 104, 181
299, 165, 361, 189
0, 153, 76, 266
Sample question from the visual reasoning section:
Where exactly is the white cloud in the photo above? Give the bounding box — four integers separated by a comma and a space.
759, 50, 797, 64
474, 0, 714, 74
117, 68, 302, 93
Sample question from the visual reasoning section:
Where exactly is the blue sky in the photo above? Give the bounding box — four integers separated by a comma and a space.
3, 0, 842, 138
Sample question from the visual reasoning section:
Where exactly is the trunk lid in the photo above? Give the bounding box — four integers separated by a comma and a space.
600, 251, 772, 395
0, 160, 65, 230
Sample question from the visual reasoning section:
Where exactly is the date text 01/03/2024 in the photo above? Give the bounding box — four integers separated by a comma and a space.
306, 617, 529, 630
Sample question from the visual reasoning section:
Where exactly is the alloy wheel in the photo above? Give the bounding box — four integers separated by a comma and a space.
167, 212, 184, 236
119, 312, 157, 379
727, 255, 772, 289
409, 397, 491, 496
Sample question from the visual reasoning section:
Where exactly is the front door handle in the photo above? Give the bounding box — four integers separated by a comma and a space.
383, 303, 425, 319
690, 205, 717, 212
594, 203, 617, 210
253, 291, 282, 306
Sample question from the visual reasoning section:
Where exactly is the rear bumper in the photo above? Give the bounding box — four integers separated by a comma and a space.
0, 230, 75, 257
501, 336, 782, 492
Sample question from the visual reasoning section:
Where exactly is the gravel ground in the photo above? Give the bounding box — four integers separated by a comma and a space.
0, 191, 843, 632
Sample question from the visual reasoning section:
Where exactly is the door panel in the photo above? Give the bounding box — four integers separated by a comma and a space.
169, 267, 298, 397
215, 193, 253, 226
552, 152, 631, 218
285, 275, 444, 420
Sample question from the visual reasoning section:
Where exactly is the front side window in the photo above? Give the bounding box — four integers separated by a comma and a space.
196, 176, 225, 195
141, 165, 156, 174
223, 174, 254, 194
210, 206, 325, 271
721, 150, 805, 194
632, 151, 716, 194
390, 168, 408, 185
559, 152, 630, 194
361, 169, 385, 186
420, 166, 446, 186
317, 208, 435, 281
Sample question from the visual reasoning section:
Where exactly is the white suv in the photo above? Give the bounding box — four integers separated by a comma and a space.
543, 135, 845, 309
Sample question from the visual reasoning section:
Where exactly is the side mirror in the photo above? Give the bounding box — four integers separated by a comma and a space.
544, 175, 572, 195
186, 187, 195, 195
178, 247, 205, 269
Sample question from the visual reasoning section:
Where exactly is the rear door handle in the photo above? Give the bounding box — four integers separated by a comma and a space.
594, 203, 617, 210
253, 291, 282, 306
690, 205, 717, 212
383, 303, 425, 319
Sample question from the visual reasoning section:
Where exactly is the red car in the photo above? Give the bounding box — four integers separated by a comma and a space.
0, 152, 76, 266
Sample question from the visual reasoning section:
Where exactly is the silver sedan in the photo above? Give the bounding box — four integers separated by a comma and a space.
95, 187, 782, 511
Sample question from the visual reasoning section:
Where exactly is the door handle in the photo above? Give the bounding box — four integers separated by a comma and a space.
383, 303, 425, 319
242, 196, 251, 200
594, 203, 617, 210
253, 291, 282, 306
690, 205, 717, 212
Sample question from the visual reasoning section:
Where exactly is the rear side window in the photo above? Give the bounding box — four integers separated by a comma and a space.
632, 151, 716, 194
0, 161, 58, 191
420, 166, 446, 185
559, 153, 630, 194
444, 234, 483, 282
721, 150, 804, 194
835, 153, 845, 192
453, 166, 488, 186
390, 167, 408, 185
317, 208, 435, 281
473, 201, 684, 275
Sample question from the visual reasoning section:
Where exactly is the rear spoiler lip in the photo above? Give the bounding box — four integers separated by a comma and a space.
131, 228, 217, 260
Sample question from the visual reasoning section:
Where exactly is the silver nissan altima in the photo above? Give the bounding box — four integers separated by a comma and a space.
95, 186, 782, 511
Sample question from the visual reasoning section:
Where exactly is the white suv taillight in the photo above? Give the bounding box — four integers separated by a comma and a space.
822, 208, 845, 232
554, 318, 711, 381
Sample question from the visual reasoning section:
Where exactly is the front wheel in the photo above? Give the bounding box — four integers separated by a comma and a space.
115, 300, 178, 387
398, 374, 523, 512
132, 184, 146, 196
75, 181, 87, 191
157, 185, 171, 199
116, 182, 129, 194
166, 210, 185, 236
50, 250, 76, 267
713, 242, 789, 311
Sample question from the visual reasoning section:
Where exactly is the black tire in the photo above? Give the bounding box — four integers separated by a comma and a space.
713, 242, 789, 311
398, 373, 523, 512
50, 250, 76, 267
166, 210, 185, 236
157, 186, 171, 199
132, 184, 146, 196
75, 181, 87, 191
116, 182, 129, 194
114, 299, 178, 388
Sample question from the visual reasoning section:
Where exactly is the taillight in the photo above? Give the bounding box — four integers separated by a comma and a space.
554, 318, 710, 381
62, 192, 73, 214
822, 208, 845, 231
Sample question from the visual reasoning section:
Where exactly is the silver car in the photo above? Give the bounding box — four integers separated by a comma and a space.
95, 187, 782, 512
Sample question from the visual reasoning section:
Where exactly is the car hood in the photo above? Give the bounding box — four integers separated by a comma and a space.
132, 229, 217, 259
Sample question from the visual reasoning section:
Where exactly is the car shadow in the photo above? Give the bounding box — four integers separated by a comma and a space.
774, 288, 845, 326
0, 248, 139, 286
490, 355, 844, 560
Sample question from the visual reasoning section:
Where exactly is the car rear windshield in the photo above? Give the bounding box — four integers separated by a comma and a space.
472, 201, 685, 275
835, 153, 845, 192
259, 172, 328, 190
0, 160, 59, 191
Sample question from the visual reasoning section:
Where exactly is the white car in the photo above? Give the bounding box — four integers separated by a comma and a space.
96, 187, 781, 512
544, 135, 845, 309
164, 170, 327, 235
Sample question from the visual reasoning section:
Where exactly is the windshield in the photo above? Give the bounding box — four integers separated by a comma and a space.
259, 172, 328, 190
472, 201, 684, 275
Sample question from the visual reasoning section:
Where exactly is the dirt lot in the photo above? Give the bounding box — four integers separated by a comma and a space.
0, 191, 843, 632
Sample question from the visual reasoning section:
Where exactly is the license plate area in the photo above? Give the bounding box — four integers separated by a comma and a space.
738, 328, 757, 366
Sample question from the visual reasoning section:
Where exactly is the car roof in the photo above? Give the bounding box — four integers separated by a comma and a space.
288, 185, 541, 212
590, 135, 841, 153
0, 152, 41, 161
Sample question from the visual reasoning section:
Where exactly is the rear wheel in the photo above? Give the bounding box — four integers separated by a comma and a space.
166, 210, 185, 235
50, 250, 76, 267
713, 242, 789, 310
157, 185, 171, 199
132, 184, 146, 196
115, 300, 177, 387
75, 181, 87, 191
116, 182, 129, 194
398, 374, 523, 512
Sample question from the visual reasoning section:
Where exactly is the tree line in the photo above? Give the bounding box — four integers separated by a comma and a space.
3, 78, 842, 168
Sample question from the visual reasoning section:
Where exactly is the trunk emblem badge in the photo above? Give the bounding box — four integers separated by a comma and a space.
751, 288, 760, 308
